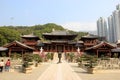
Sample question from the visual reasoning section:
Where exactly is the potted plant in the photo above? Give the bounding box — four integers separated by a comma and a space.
33, 54, 42, 67
50, 53, 54, 60
76, 57, 82, 67
86, 55, 97, 74
22, 53, 33, 74
69, 53, 75, 62
45, 52, 52, 61
87, 60, 95, 74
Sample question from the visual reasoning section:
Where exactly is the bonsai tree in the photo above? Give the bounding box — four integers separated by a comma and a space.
113, 53, 118, 58
22, 53, 33, 73
69, 53, 75, 62
87, 55, 98, 68
46, 52, 52, 60
76, 57, 82, 62
82, 55, 98, 74
50, 53, 54, 60
33, 54, 42, 67
76, 57, 83, 67
22, 53, 33, 68
33, 54, 42, 63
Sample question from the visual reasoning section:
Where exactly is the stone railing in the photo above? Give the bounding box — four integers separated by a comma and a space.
96, 58, 120, 70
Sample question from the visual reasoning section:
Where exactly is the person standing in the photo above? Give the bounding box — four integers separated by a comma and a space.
0, 59, 5, 72
5, 59, 11, 72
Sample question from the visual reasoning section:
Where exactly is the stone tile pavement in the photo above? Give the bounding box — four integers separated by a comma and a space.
37, 61, 82, 80
70, 63, 120, 80
0, 60, 82, 80
0, 63, 50, 80
1, 60, 120, 80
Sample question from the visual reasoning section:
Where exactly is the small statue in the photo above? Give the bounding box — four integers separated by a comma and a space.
58, 52, 62, 63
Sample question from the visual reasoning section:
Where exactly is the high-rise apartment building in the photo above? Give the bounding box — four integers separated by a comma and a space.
108, 4, 120, 43
97, 17, 107, 41
108, 15, 115, 42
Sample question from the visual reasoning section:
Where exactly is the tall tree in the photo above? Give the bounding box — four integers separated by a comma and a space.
0, 27, 20, 45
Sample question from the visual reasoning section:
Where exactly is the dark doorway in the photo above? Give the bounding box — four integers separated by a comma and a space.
57, 45, 64, 52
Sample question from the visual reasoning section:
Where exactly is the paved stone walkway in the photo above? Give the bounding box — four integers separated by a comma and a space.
36, 53, 82, 80
37, 61, 82, 80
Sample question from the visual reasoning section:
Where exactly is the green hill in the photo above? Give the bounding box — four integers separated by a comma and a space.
0, 23, 87, 46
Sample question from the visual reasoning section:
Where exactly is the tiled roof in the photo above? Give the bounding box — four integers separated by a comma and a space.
86, 41, 116, 50
0, 47, 8, 51
81, 34, 98, 39
111, 48, 120, 52
43, 30, 77, 36
22, 34, 40, 39
4, 41, 34, 50
22, 35, 37, 37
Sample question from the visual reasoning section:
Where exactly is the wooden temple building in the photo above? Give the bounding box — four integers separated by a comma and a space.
42, 30, 80, 52
1, 31, 81, 57
85, 41, 116, 57
80, 34, 98, 48
21, 34, 40, 51
3, 41, 34, 57
1, 30, 120, 58
80, 34, 118, 58
111, 40, 120, 58
1, 34, 40, 57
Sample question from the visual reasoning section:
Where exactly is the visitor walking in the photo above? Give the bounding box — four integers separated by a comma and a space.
0, 59, 5, 72
5, 59, 11, 72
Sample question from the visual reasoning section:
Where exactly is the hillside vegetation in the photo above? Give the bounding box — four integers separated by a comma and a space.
0, 23, 87, 46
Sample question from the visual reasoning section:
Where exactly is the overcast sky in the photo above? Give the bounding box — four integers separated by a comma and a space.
0, 0, 120, 31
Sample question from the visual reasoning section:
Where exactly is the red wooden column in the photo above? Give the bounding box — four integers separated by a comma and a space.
96, 50, 98, 58
22, 49, 24, 58
8, 48, 11, 57
71, 45, 73, 52
55, 45, 57, 52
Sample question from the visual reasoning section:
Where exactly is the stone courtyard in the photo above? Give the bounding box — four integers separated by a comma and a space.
0, 53, 120, 80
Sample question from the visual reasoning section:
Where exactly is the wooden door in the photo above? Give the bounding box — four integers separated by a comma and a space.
57, 45, 64, 52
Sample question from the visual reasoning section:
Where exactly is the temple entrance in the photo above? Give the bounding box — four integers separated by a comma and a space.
98, 52, 106, 57
97, 50, 111, 58
57, 45, 64, 52
57, 45, 64, 63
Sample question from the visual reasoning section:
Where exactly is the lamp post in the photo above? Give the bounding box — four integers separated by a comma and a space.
77, 47, 80, 55
37, 41, 44, 55
76, 42, 83, 56
40, 47, 43, 54
38, 42, 45, 62
58, 51, 62, 63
